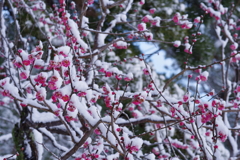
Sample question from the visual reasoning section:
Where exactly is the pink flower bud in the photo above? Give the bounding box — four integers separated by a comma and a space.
200, 71, 209, 81
230, 43, 238, 50
173, 40, 181, 47
194, 17, 201, 23
149, 8, 156, 14
20, 72, 28, 80
137, 23, 146, 31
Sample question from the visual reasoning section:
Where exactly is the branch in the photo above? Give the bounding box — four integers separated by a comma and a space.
61, 120, 102, 160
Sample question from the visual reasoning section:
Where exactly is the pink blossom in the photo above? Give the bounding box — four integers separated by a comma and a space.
53, 91, 63, 99
128, 34, 134, 39
129, 107, 134, 111
36, 92, 44, 101
194, 99, 200, 104
98, 68, 105, 73
184, 43, 192, 54
139, 0, 144, 5
200, 71, 209, 81
64, 80, 71, 85
201, 112, 213, 123
137, 23, 146, 31
82, 31, 88, 37
170, 107, 176, 117
236, 86, 240, 92
64, 70, 69, 77
143, 68, 149, 75
205, 132, 210, 136
62, 95, 70, 102
179, 122, 184, 126
35, 52, 43, 59
34, 74, 46, 85
142, 16, 150, 23
34, 64, 43, 69
0, 101, 5, 106
71, 37, 77, 43
233, 102, 238, 108
50, 76, 58, 82
189, 118, 194, 123
172, 13, 181, 23
18, 49, 23, 53
54, 110, 60, 116
157, 101, 162, 107
67, 105, 76, 112
126, 145, 139, 153
132, 112, 138, 118
113, 41, 128, 49
65, 116, 77, 122
48, 82, 58, 90
105, 71, 112, 77
194, 17, 201, 23
180, 22, 193, 29
144, 32, 153, 40
218, 131, 227, 142
132, 95, 144, 105
230, 43, 238, 50
87, 0, 94, 5
173, 40, 181, 47
124, 77, 132, 81
20, 72, 28, 80
149, 8, 156, 14
59, 0, 64, 4
77, 92, 87, 97
13, 61, 22, 68
218, 103, 224, 110
83, 142, 89, 148
115, 75, 122, 80
22, 60, 31, 66
94, 128, 101, 135
2, 90, 10, 97
26, 87, 32, 94
62, 59, 70, 67
20, 103, 27, 107
183, 95, 189, 102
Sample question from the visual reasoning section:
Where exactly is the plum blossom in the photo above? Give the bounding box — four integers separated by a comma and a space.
113, 41, 128, 49
143, 68, 150, 75
172, 12, 181, 23
184, 43, 192, 54
149, 8, 156, 14
194, 16, 201, 23
180, 21, 193, 29
87, 0, 94, 5
20, 72, 28, 80
230, 42, 238, 50
94, 128, 101, 135
142, 15, 152, 23
137, 23, 146, 31
22, 60, 31, 66
36, 91, 45, 101
200, 71, 209, 81
150, 17, 161, 26
173, 40, 181, 47
144, 32, 153, 40
139, 0, 145, 5
124, 73, 133, 81
132, 94, 145, 105
62, 59, 71, 67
